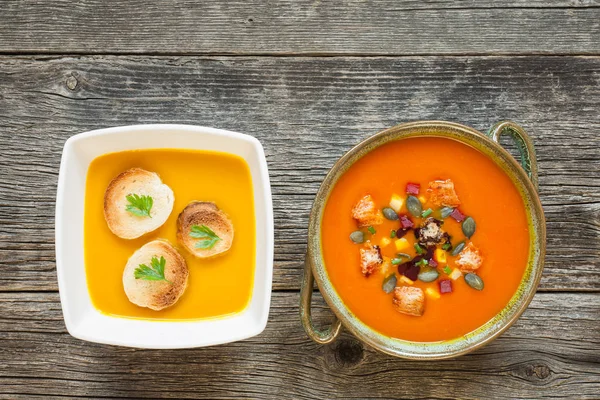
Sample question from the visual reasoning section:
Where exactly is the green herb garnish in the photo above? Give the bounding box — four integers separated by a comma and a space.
421, 208, 433, 218
442, 243, 452, 251
414, 243, 424, 255
125, 194, 153, 218
190, 224, 221, 249
390, 230, 396, 238
443, 266, 452, 275
391, 258, 403, 265
415, 258, 429, 267
134, 256, 171, 283
368, 226, 376, 234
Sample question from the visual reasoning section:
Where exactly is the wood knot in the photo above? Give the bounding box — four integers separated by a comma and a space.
525, 364, 551, 380
66, 75, 78, 91
332, 338, 364, 367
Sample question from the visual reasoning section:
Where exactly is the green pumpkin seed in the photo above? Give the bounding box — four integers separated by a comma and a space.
418, 269, 439, 282
462, 217, 476, 238
464, 273, 484, 290
349, 231, 364, 244
406, 195, 422, 217
440, 206, 454, 218
382, 274, 397, 294
382, 207, 399, 220
451, 241, 465, 256
396, 252, 411, 259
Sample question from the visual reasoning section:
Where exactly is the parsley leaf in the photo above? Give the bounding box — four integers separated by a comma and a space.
134, 256, 171, 283
190, 224, 221, 249
125, 194, 153, 218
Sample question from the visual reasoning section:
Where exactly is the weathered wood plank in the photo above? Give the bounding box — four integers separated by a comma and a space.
0, 1, 599, 55
0, 55, 599, 291
0, 291, 598, 399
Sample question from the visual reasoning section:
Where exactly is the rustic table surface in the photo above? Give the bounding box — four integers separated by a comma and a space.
1, 1, 599, 399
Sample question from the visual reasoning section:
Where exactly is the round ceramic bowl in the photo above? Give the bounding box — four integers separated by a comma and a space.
300, 120, 546, 360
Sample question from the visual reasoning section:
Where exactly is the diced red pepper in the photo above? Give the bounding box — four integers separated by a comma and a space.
429, 258, 438, 268
439, 279, 453, 294
450, 208, 465, 222
406, 182, 420, 195
404, 265, 420, 281
400, 215, 414, 229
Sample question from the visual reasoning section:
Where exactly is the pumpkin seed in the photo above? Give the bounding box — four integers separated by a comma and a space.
440, 206, 454, 218
406, 195, 422, 217
382, 274, 397, 294
462, 217, 476, 238
464, 273, 484, 290
382, 207, 399, 220
451, 241, 465, 256
396, 252, 411, 259
418, 269, 439, 282
349, 231, 364, 244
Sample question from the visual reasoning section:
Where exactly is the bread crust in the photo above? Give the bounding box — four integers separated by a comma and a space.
122, 239, 189, 311
176, 201, 234, 258
104, 168, 174, 239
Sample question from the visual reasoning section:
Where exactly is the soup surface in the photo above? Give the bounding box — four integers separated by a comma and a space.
321, 137, 529, 342
84, 149, 256, 320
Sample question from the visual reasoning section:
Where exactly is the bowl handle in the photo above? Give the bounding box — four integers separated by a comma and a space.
486, 121, 539, 190
300, 254, 342, 344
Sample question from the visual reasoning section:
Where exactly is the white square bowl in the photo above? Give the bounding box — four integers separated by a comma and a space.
55, 124, 274, 348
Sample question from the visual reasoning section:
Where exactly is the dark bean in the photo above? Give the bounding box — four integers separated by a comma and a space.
382, 207, 399, 220
396, 228, 410, 238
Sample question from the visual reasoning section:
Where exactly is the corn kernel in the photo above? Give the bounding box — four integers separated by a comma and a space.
394, 238, 410, 251
380, 237, 391, 248
449, 268, 462, 280
399, 276, 414, 285
389, 194, 404, 212
426, 287, 441, 299
418, 195, 427, 204
434, 248, 447, 264
380, 257, 391, 275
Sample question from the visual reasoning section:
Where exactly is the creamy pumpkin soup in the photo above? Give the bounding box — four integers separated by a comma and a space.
321, 137, 530, 342
84, 149, 256, 320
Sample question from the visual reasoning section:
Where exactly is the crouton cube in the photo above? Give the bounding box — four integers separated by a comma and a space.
352, 195, 384, 227
392, 286, 425, 316
394, 238, 410, 251
359, 244, 383, 277
425, 287, 441, 299
435, 248, 447, 264
389, 194, 404, 213
455, 242, 483, 272
427, 179, 461, 207
380, 237, 391, 248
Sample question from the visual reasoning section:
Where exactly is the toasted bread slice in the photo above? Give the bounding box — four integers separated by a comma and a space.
122, 239, 189, 311
104, 168, 174, 239
177, 201, 234, 258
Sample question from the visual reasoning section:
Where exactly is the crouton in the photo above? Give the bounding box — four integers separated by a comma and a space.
104, 168, 174, 239
417, 217, 445, 247
351, 195, 384, 227
455, 242, 483, 272
177, 201, 234, 259
427, 179, 461, 207
359, 244, 383, 277
393, 286, 425, 317
122, 240, 189, 311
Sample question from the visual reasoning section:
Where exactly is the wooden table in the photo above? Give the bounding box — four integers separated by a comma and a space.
1, 1, 599, 398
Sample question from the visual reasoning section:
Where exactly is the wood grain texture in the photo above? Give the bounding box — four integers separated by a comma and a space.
0, 55, 598, 292
0, 1, 599, 55
0, 291, 598, 399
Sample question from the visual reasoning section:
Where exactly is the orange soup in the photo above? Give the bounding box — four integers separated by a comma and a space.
321, 137, 529, 342
84, 149, 256, 320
